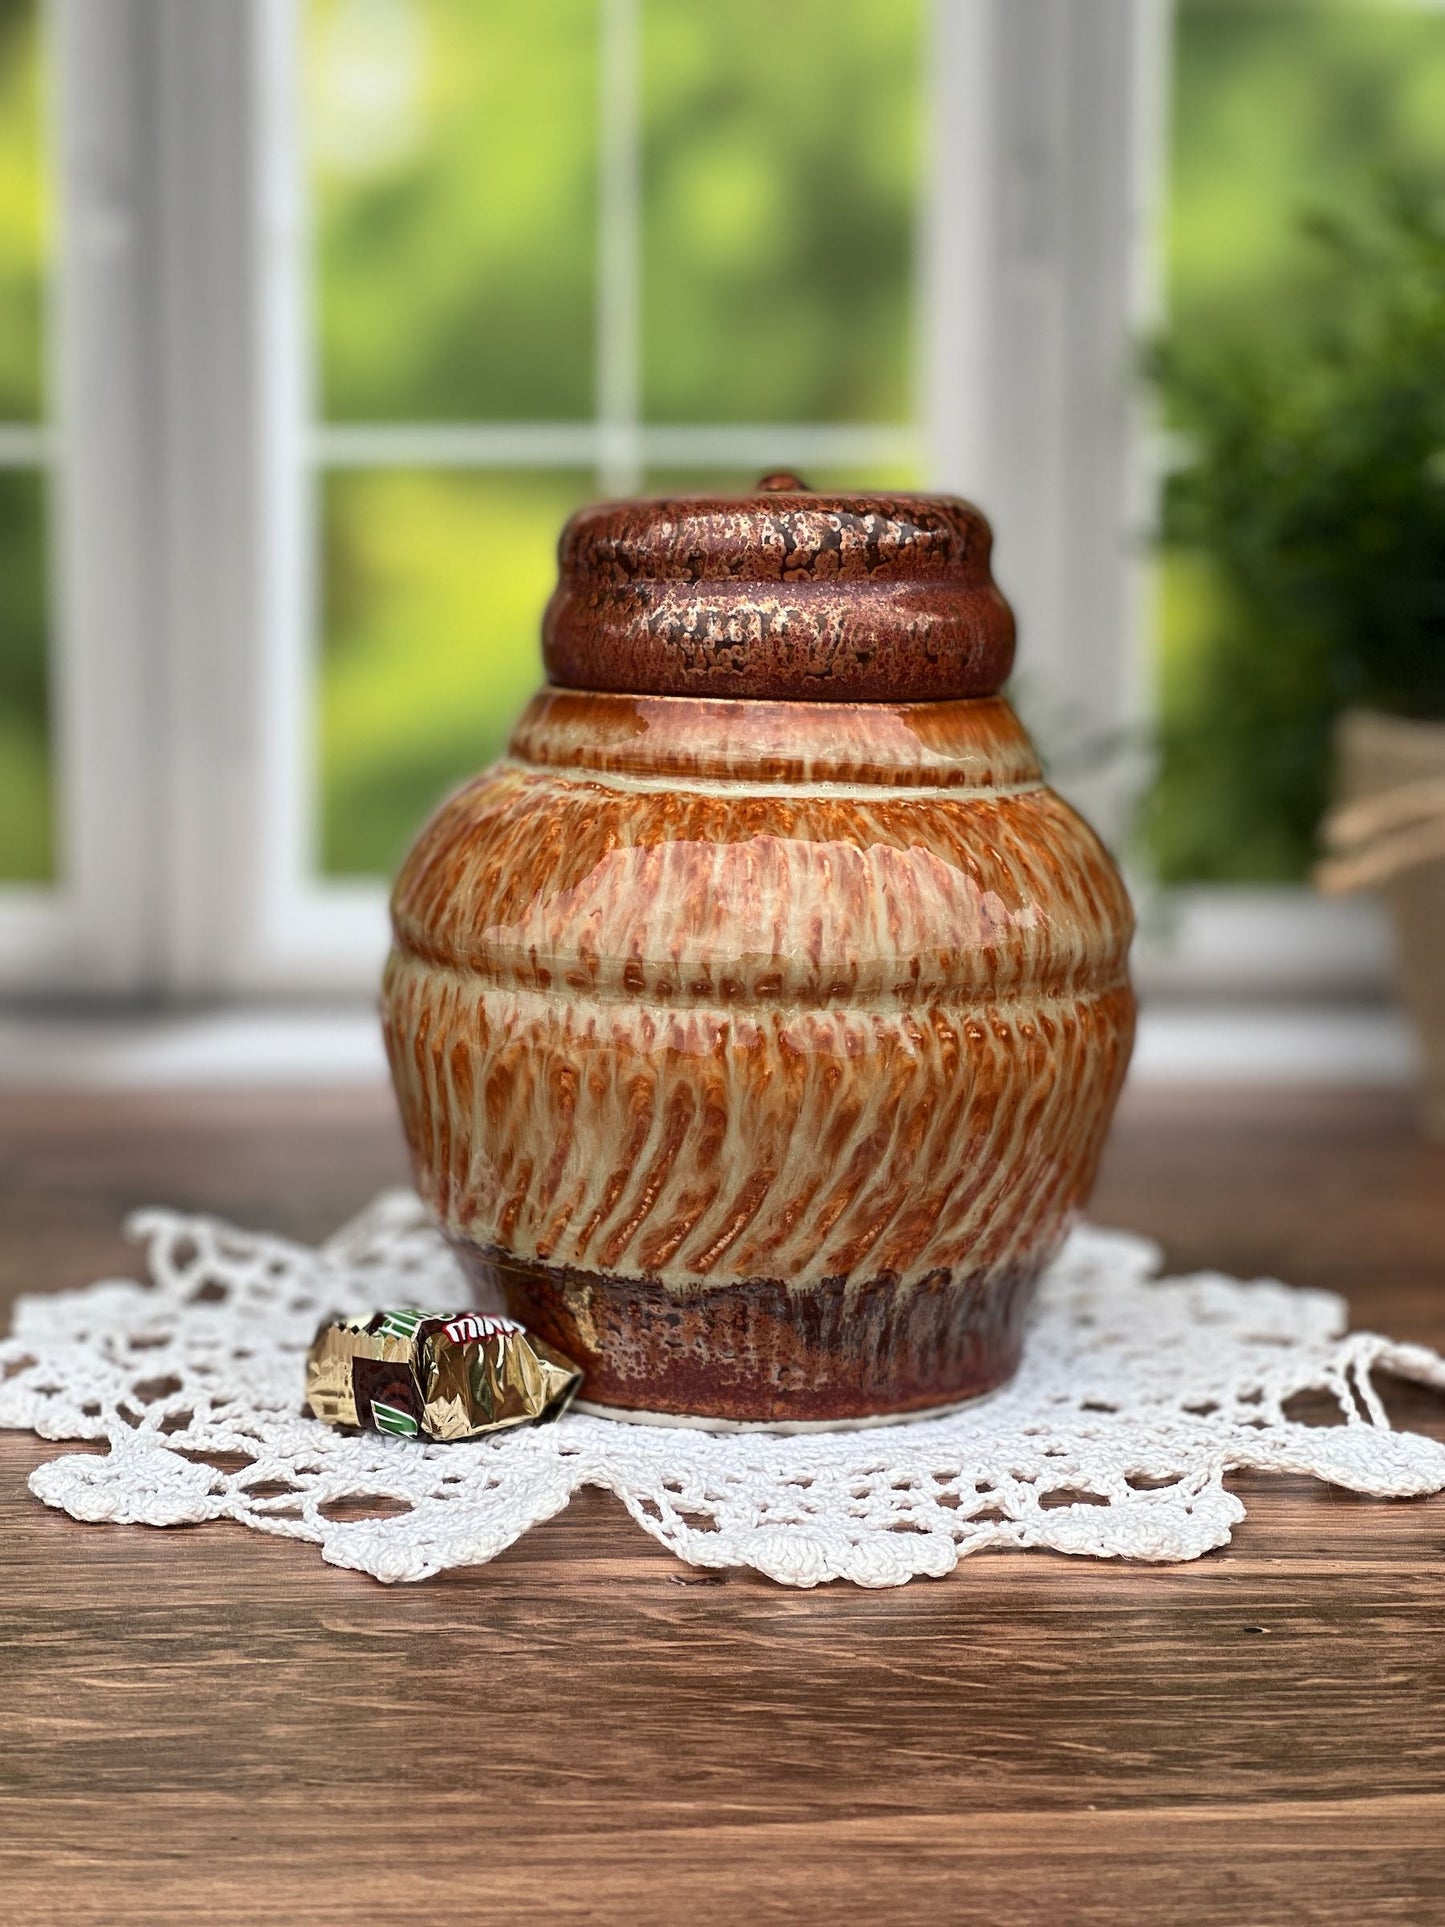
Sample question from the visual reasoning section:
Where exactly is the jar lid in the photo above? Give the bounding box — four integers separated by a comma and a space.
541, 474, 1015, 703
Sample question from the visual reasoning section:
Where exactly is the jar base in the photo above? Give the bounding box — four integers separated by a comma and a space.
448, 1236, 1039, 1429
570, 1385, 1004, 1434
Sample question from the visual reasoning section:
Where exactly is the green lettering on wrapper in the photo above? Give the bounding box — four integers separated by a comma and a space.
374, 1309, 430, 1340
370, 1399, 419, 1438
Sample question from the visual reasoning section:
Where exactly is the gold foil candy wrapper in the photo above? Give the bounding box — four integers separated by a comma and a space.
305, 1307, 582, 1441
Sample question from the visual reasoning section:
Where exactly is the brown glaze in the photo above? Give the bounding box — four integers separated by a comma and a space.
385, 482, 1135, 1426
508, 689, 1042, 791
542, 488, 1016, 702
454, 1244, 1035, 1423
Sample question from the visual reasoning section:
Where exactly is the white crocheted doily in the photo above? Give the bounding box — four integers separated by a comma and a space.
5, 1192, 1445, 1588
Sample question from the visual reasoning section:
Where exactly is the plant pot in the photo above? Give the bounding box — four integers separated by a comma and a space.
382, 481, 1135, 1427
1333, 707, 1445, 1138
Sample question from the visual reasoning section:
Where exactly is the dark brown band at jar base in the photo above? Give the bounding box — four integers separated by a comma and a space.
447, 1239, 1041, 1427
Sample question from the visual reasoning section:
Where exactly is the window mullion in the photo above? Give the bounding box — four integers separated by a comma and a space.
920, 0, 995, 502
597, 0, 642, 495
925, 0, 1172, 848
41, 0, 163, 995
27, 0, 304, 1002
145, 0, 306, 997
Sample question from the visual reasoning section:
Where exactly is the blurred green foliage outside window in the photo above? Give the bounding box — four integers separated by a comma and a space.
638, 2, 917, 426
1154, 0, 1445, 882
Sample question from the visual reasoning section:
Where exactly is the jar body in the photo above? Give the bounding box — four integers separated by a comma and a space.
384, 688, 1134, 1426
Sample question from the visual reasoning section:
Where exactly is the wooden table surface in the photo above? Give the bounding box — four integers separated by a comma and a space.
3, 1082, 1444, 1925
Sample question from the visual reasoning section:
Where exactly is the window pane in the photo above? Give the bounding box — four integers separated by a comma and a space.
0, 470, 52, 881
307, 0, 598, 421
640, 0, 923, 424
317, 468, 592, 876
1152, 1, 1445, 882
0, 0, 45, 420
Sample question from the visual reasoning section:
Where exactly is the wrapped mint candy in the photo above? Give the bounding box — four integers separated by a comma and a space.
305, 1307, 581, 1441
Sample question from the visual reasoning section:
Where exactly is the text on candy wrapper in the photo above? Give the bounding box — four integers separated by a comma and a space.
442, 1312, 524, 1344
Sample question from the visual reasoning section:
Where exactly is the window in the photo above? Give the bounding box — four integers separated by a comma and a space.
305, 0, 925, 884
18, 0, 1373, 1007
289, 0, 1165, 990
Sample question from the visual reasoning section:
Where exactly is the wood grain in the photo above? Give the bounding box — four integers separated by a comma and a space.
2, 1082, 1444, 1924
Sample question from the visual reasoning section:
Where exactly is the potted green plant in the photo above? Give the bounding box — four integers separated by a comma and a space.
1151, 175, 1445, 1131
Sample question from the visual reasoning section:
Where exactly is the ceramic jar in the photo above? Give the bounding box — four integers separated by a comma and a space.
383, 480, 1134, 1428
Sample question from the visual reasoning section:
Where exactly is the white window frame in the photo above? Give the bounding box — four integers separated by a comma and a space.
0, 0, 154, 996
0, 0, 1393, 1005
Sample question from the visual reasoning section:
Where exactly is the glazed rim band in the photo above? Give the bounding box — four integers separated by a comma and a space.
541, 491, 1017, 704
506, 689, 1044, 792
